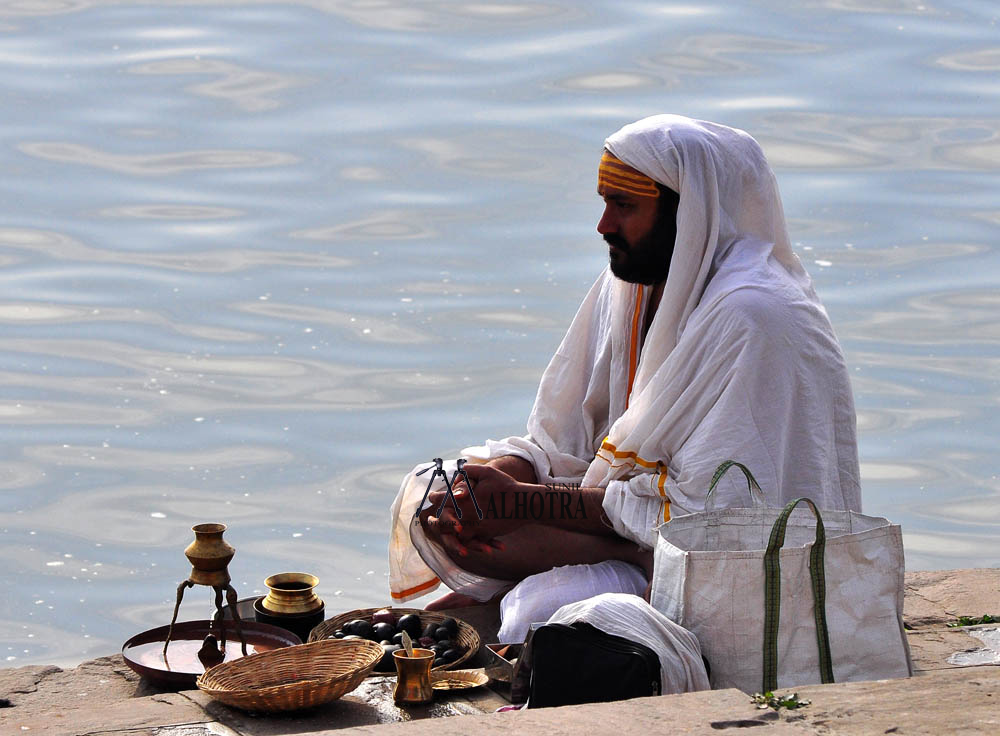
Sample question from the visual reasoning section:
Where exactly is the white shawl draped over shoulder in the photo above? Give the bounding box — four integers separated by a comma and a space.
388, 115, 860, 603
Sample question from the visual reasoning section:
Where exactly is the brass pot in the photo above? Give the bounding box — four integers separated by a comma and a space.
261, 572, 322, 615
184, 523, 235, 587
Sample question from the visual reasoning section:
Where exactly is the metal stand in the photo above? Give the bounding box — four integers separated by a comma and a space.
162, 579, 248, 667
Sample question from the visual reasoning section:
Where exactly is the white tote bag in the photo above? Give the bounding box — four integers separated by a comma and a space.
650, 461, 912, 694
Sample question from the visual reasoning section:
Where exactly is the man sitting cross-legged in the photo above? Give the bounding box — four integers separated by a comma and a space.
388, 115, 862, 623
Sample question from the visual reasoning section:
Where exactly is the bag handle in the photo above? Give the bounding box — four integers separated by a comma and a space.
762, 497, 834, 692
704, 460, 767, 512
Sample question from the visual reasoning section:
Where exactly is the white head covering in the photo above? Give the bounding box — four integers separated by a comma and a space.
603, 114, 813, 392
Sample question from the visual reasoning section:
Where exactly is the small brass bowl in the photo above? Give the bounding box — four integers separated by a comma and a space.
261, 572, 322, 615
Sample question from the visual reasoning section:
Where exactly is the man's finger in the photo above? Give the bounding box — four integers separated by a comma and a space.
448, 487, 471, 514
466, 537, 506, 556
460, 463, 492, 482
467, 540, 494, 556
426, 513, 460, 537
439, 501, 465, 529
418, 505, 433, 531
467, 536, 505, 551
435, 492, 461, 520
420, 512, 443, 545
454, 522, 480, 542
438, 530, 468, 559
436, 488, 471, 520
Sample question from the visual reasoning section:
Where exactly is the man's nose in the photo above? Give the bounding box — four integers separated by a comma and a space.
597, 204, 617, 235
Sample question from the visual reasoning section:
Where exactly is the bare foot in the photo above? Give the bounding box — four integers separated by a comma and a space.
424, 591, 483, 610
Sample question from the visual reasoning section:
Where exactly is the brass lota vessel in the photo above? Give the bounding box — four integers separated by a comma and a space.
184, 523, 235, 587
261, 572, 323, 615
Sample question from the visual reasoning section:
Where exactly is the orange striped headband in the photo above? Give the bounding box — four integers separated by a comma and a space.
598, 151, 660, 198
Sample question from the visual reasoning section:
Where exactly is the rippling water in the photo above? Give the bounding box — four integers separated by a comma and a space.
1, 0, 997, 668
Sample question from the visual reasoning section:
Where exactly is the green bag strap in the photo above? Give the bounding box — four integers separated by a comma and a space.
705, 460, 767, 512
762, 497, 834, 692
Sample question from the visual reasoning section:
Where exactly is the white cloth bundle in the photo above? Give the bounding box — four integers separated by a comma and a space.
544, 593, 711, 695
388, 115, 861, 604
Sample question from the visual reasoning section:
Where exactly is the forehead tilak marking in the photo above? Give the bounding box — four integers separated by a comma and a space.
598, 151, 659, 198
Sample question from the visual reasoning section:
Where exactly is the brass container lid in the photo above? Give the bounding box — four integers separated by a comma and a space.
261, 572, 322, 614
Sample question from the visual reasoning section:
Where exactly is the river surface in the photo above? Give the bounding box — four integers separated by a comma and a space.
1, 0, 997, 668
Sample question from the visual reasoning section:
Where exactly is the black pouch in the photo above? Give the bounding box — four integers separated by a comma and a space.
522, 621, 661, 708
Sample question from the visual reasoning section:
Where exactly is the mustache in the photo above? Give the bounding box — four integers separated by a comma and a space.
604, 233, 629, 250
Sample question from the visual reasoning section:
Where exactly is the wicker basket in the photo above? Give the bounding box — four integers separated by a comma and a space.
196, 638, 382, 712
309, 607, 481, 673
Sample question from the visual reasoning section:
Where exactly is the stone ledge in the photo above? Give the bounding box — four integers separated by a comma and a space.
267, 667, 1000, 736
902, 568, 998, 630
784, 664, 1000, 735
0, 690, 211, 736
307, 687, 805, 736
1, 568, 997, 736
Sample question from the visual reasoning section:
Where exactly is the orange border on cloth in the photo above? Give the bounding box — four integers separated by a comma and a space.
594, 444, 672, 521
656, 464, 672, 523
597, 439, 660, 469
390, 576, 440, 600
625, 284, 643, 409
595, 284, 672, 518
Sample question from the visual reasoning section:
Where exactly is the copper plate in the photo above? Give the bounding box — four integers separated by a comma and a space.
122, 619, 301, 689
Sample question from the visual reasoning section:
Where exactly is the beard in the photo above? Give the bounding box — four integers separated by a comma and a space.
605, 209, 676, 285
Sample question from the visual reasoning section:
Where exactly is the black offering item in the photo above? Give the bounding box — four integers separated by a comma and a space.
519, 622, 661, 708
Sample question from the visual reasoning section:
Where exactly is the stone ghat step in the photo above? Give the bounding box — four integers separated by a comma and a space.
3, 665, 999, 736
1, 568, 997, 736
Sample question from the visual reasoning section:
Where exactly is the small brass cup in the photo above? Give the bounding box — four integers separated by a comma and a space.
393, 648, 434, 705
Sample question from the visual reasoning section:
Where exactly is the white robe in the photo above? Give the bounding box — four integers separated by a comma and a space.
388, 115, 861, 604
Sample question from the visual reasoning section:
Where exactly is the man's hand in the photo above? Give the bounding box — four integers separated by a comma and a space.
424, 464, 525, 542
434, 529, 510, 576
416, 458, 537, 571
416, 494, 507, 571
